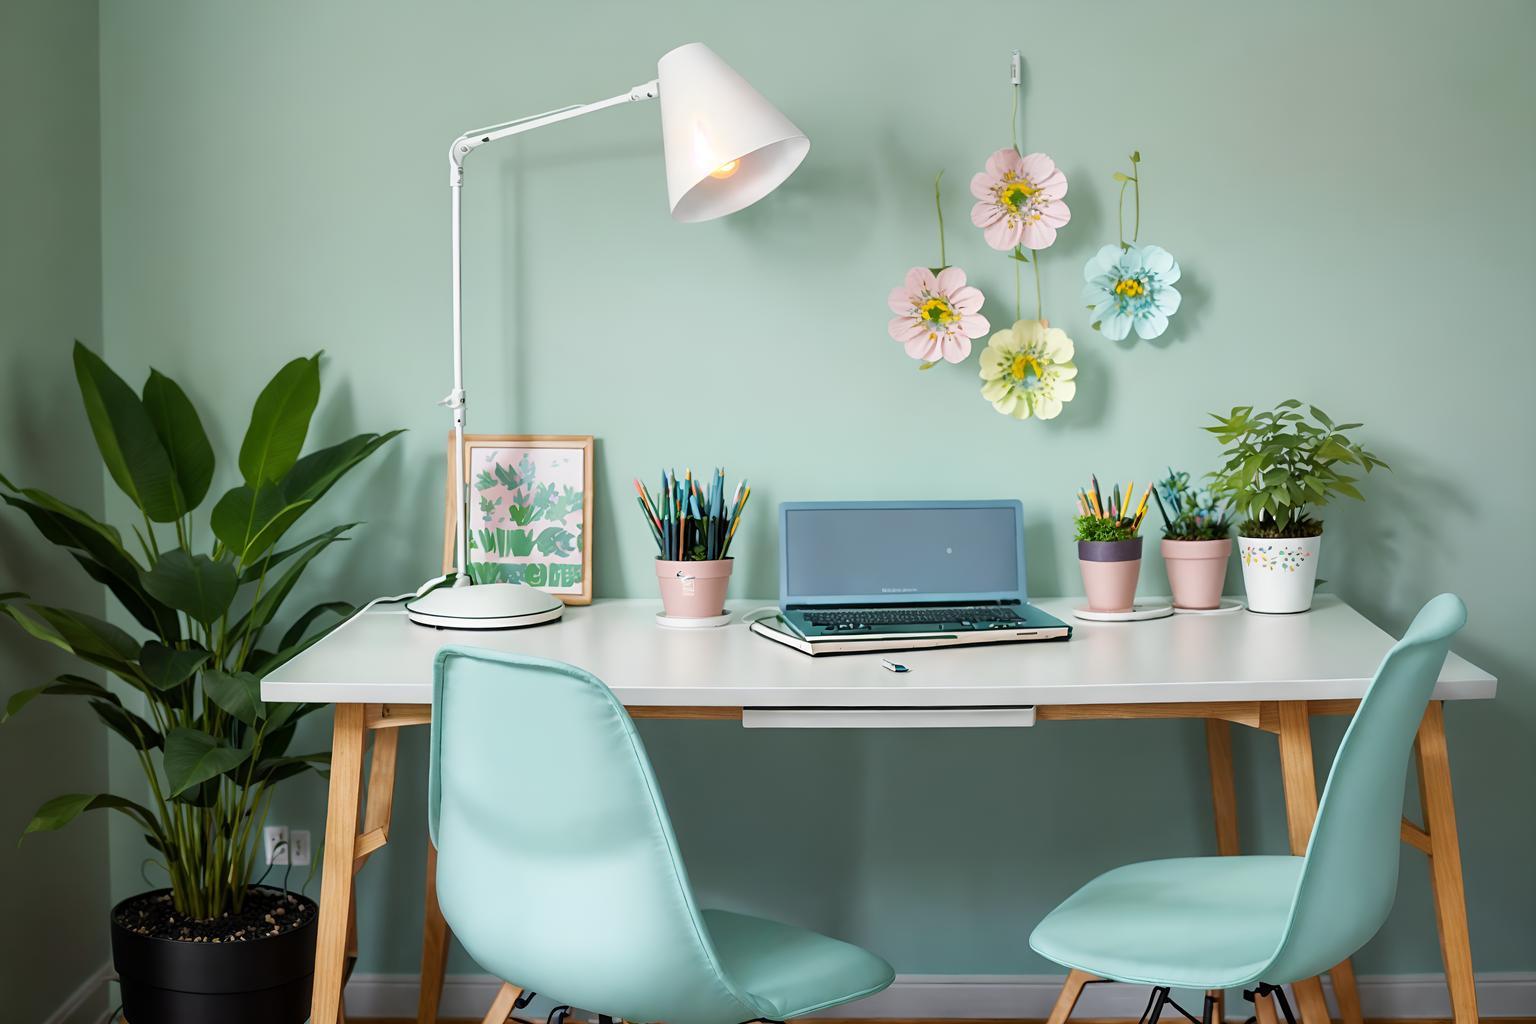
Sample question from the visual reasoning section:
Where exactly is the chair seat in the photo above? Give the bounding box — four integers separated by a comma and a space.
703, 909, 895, 1020
1028, 855, 1304, 990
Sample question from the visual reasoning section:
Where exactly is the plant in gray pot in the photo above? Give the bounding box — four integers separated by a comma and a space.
1206, 400, 1387, 614
0, 343, 400, 1024
1074, 479, 1145, 613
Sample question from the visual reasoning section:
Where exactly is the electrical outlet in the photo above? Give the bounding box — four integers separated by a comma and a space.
264, 825, 290, 865
289, 829, 312, 866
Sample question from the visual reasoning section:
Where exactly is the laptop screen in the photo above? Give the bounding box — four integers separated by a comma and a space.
780, 501, 1026, 606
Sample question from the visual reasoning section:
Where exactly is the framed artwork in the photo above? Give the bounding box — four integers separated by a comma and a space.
443, 434, 594, 605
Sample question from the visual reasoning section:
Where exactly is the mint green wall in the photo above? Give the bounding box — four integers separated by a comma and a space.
0, 2, 111, 1020
96, 0, 1534, 983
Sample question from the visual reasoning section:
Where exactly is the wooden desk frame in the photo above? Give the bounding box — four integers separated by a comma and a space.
309, 699, 1477, 1024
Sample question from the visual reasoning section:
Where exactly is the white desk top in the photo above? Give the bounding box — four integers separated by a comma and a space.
261, 595, 1496, 708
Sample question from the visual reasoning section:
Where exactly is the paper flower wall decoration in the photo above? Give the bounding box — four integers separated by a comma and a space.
978, 319, 1077, 420
970, 148, 1071, 252
1083, 151, 1182, 341
973, 53, 1072, 327
889, 267, 989, 365
1082, 244, 1182, 341
887, 172, 989, 367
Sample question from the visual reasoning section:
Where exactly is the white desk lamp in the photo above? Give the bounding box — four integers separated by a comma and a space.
406, 42, 809, 630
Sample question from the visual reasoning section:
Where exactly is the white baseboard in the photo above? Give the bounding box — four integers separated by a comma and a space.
42, 962, 112, 1024
344, 970, 1536, 1019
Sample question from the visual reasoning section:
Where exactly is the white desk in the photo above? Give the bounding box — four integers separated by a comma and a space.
262, 595, 1496, 1024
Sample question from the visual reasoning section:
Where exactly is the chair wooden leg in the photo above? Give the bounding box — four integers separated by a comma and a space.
418, 838, 455, 1024
311, 704, 367, 1024
1274, 701, 1347, 1024
1416, 701, 1480, 1024
1205, 988, 1225, 1024
1252, 989, 1280, 1024
481, 982, 525, 1024
1045, 968, 1099, 1024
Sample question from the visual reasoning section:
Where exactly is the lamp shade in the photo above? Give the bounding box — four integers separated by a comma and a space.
657, 42, 809, 223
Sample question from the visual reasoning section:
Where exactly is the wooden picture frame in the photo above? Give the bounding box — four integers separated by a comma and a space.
443, 434, 594, 605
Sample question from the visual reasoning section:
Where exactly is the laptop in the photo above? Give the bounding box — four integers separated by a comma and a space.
761, 500, 1071, 654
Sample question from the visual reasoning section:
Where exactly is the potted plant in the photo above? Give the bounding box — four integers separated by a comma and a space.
1207, 400, 1387, 614
1074, 476, 1149, 613
636, 469, 748, 621
1153, 468, 1234, 610
1, 343, 400, 1023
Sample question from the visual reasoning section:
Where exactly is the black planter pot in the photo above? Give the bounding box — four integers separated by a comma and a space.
110, 887, 317, 1024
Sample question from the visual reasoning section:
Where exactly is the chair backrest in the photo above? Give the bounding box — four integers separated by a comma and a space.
1265, 593, 1467, 983
429, 647, 761, 1024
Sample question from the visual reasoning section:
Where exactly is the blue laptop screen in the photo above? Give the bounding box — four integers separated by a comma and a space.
781, 503, 1024, 605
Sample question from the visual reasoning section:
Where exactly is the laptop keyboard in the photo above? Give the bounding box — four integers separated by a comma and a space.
804, 606, 1024, 629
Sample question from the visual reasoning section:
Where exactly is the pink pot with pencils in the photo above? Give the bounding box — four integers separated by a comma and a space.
654, 558, 734, 618
1073, 475, 1151, 613
1078, 538, 1143, 612
637, 467, 750, 624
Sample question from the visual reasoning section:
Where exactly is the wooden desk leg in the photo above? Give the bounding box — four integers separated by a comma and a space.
418, 837, 454, 1024
1206, 719, 1242, 857
1275, 701, 1359, 1024
312, 703, 367, 1024
1204, 720, 1240, 1024
1416, 701, 1479, 1024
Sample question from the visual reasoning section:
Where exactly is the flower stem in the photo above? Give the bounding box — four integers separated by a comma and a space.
1133, 168, 1141, 243
1118, 180, 1128, 249
1014, 256, 1021, 321
1033, 255, 1043, 321
1011, 75, 1020, 153
934, 171, 946, 267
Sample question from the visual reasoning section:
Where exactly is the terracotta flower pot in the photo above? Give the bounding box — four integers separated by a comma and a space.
1161, 538, 1232, 610
1238, 535, 1321, 613
655, 558, 733, 618
1078, 538, 1142, 612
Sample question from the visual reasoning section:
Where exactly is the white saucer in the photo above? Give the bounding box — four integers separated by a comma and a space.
1173, 598, 1245, 615
655, 611, 734, 629
1072, 602, 1174, 622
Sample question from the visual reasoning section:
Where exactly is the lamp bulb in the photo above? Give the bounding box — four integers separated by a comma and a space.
708, 159, 741, 179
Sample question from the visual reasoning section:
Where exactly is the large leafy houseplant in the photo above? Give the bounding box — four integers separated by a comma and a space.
1206, 400, 1387, 538
1, 343, 399, 918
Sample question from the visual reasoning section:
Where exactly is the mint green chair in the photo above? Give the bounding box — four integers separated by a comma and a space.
1029, 594, 1467, 1024
429, 647, 895, 1024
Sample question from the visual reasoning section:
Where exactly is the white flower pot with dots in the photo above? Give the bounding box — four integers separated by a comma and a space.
1237, 535, 1321, 614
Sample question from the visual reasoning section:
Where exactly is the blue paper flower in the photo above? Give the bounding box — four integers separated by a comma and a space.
1082, 243, 1182, 341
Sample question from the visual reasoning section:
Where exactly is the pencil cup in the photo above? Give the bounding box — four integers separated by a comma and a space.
1078, 538, 1142, 613
655, 558, 733, 618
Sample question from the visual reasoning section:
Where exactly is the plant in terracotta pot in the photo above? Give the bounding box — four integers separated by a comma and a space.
0, 344, 400, 1023
1207, 400, 1387, 614
1153, 468, 1234, 610
1073, 475, 1148, 613
637, 468, 748, 622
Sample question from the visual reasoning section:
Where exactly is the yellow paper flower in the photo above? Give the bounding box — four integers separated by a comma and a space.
978, 319, 1077, 420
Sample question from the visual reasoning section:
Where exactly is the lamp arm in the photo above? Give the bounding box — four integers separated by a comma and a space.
442, 78, 660, 586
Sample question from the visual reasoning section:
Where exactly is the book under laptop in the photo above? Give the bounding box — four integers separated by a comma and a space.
751, 500, 1071, 655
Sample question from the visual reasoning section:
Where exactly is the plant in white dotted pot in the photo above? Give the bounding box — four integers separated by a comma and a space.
1206, 400, 1388, 614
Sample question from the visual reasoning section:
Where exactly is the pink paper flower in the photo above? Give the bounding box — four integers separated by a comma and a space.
887, 266, 990, 364
970, 149, 1071, 251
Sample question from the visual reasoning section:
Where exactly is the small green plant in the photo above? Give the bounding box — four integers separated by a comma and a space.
1074, 515, 1138, 543
1206, 400, 1387, 538
1154, 468, 1233, 541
